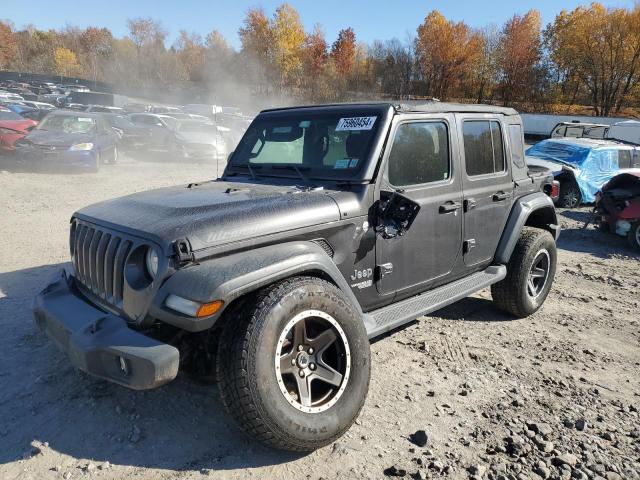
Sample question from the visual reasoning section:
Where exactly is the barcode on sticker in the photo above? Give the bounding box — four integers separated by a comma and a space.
336, 116, 377, 131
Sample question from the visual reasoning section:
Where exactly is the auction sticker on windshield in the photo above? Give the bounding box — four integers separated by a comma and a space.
336, 116, 377, 131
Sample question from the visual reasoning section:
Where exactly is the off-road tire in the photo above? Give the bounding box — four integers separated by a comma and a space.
628, 221, 640, 252
558, 179, 582, 208
491, 227, 557, 318
216, 276, 370, 452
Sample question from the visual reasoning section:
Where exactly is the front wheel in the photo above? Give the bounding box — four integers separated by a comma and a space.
216, 276, 371, 451
628, 221, 640, 252
491, 227, 557, 318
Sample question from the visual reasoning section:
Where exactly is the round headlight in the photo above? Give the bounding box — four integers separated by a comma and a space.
145, 248, 159, 279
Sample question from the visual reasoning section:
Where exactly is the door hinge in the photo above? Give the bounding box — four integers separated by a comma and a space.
463, 239, 476, 254
377, 263, 394, 279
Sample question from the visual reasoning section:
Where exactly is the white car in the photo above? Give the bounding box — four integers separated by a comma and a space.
0, 93, 25, 102
19, 101, 56, 110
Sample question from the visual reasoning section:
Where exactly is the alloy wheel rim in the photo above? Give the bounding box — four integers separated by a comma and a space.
274, 309, 351, 414
527, 249, 550, 299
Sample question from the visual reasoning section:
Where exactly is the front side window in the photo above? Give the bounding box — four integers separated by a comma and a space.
463, 120, 505, 176
387, 122, 450, 186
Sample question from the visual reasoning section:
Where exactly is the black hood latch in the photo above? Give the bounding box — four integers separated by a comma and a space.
173, 238, 195, 265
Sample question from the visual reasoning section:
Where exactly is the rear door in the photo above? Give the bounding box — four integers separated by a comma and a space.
375, 114, 463, 296
456, 115, 513, 269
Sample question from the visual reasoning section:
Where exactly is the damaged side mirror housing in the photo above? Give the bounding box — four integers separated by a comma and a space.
375, 190, 420, 239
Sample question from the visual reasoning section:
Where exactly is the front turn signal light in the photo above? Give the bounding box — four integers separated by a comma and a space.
196, 300, 224, 318
165, 295, 224, 318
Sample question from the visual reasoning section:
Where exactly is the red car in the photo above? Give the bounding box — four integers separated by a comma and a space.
595, 172, 640, 251
0, 108, 38, 154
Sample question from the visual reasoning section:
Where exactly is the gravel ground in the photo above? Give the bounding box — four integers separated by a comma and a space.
0, 157, 638, 480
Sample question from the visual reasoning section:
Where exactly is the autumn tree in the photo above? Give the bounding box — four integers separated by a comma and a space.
415, 11, 482, 100
80, 27, 112, 87
498, 10, 542, 106
270, 3, 305, 88
0, 22, 17, 69
331, 28, 356, 77
174, 30, 205, 82
472, 25, 501, 103
545, 3, 640, 115
53, 47, 80, 80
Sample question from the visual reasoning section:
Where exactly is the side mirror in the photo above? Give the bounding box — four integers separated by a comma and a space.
375, 190, 420, 239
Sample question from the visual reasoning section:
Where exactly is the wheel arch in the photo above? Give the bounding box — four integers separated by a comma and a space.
150, 241, 363, 332
494, 192, 559, 265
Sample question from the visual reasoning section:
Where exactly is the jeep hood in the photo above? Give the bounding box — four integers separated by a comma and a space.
74, 181, 341, 253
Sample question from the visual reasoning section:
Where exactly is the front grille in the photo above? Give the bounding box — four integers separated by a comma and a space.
72, 221, 133, 308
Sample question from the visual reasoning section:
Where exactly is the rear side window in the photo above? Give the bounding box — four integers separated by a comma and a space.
618, 150, 632, 169
463, 120, 505, 176
387, 122, 450, 186
508, 124, 525, 169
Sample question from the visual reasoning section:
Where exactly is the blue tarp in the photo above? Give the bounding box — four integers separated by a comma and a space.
526, 141, 625, 203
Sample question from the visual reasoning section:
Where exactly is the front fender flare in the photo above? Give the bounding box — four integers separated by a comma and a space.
494, 192, 559, 265
149, 241, 361, 332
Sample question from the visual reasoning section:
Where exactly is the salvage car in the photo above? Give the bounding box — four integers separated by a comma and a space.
550, 121, 608, 140
34, 102, 559, 452
0, 107, 38, 154
14, 110, 118, 171
526, 137, 640, 208
101, 113, 152, 152
171, 119, 227, 170
127, 113, 178, 149
595, 172, 640, 251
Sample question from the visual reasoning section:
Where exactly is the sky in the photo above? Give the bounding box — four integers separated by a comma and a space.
1, 0, 636, 49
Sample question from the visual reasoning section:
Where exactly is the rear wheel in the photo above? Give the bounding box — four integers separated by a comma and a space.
216, 276, 370, 451
628, 221, 640, 252
492, 227, 557, 318
559, 179, 581, 208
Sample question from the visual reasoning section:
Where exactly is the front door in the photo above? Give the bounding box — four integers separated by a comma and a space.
456, 115, 513, 268
376, 115, 463, 296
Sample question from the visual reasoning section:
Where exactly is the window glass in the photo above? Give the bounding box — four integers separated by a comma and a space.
230, 111, 381, 179
387, 122, 449, 186
464, 120, 504, 176
618, 150, 632, 169
508, 124, 525, 168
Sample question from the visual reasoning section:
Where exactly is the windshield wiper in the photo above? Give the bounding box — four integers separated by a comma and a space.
271, 164, 311, 182
233, 163, 261, 179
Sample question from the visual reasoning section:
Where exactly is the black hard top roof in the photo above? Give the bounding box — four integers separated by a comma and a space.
260, 101, 519, 116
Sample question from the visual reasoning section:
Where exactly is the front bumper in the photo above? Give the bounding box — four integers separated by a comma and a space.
33, 270, 179, 390
15, 147, 97, 168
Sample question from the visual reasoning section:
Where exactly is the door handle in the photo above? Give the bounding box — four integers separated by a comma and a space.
439, 201, 462, 213
492, 191, 509, 201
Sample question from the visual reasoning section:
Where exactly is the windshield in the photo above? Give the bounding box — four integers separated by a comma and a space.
37, 114, 96, 134
230, 112, 381, 178
107, 115, 135, 129
0, 110, 23, 121
526, 140, 590, 166
177, 122, 216, 134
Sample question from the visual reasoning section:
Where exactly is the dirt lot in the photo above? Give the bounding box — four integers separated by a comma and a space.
0, 158, 638, 480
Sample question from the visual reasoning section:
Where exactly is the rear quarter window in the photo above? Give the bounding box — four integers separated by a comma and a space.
463, 120, 505, 176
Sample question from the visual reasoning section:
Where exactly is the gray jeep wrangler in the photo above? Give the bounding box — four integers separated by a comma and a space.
34, 102, 559, 452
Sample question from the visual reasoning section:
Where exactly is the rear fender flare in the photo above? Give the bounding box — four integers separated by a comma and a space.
494, 192, 559, 264
150, 241, 362, 331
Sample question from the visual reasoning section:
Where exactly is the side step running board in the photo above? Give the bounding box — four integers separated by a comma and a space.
364, 265, 506, 339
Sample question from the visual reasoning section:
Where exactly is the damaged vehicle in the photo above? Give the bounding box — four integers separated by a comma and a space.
14, 110, 118, 171
594, 172, 640, 251
0, 107, 38, 155
34, 102, 559, 452
526, 137, 640, 208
